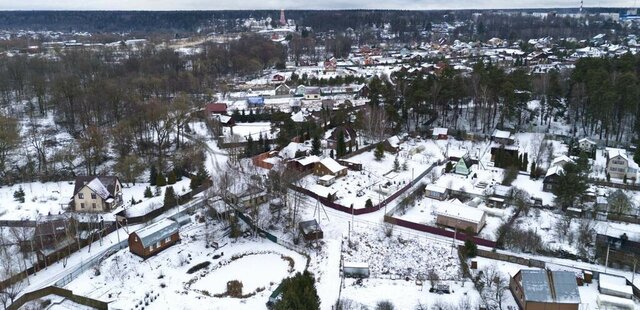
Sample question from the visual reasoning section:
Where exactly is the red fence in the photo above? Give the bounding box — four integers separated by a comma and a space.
386, 216, 497, 248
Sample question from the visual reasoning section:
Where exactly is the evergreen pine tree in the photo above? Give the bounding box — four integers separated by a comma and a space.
336, 131, 347, 158
530, 161, 537, 179
393, 155, 400, 171
144, 186, 153, 198
245, 135, 255, 158
167, 170, 177, 185
163, 186, 177, 208
13, 186, 25, 203
156, 172, 166, 187
311, 135, 321, 156
149, 166, 158, 186
374, 143, 385, 161
523, 153, 529, 172
173, 166, 183, 181
273, 271, 320, 310
330, 149, 334, 159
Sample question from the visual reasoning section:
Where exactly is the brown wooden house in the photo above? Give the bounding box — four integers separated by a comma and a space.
314, 158, 348, 178
128, 219, 180, 259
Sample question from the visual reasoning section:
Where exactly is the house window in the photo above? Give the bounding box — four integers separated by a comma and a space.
156, 242, 161, 248
134, 236, 138, 242
165, 236, 171, 243
91, 193, 97, 199
92, 203, 96, 209
78, 193, 84, 199
150, 244, 154, 251
80, 203, 85, 209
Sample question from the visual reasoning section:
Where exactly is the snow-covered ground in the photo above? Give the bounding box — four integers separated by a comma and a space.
222, 122, 276, 142
302, 139, 444, 209
0, 181, 74, 220
64, 221, 307, 310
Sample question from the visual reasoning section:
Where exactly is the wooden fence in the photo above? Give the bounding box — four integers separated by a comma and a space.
384, 215, 497, 248
8, 286, 107, 310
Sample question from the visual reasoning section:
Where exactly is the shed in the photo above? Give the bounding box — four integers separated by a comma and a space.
299, 219, 323, 241
343, 262, 370, 278
599, 274, 633, 299
317, 175, 336, 186
425, 184, 449, 201
128, 219, 180, 259
205, 103, 228, 115
432, 127, 448, 140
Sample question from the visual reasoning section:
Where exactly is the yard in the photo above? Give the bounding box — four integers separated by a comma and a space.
63, 220, 307, 310
301, 139, 445, 210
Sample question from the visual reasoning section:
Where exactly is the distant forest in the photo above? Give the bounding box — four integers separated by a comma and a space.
0, 9, 630, 33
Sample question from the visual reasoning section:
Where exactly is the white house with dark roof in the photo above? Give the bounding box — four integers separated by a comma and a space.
73, 176, 123, 212
606, 148, 638, 180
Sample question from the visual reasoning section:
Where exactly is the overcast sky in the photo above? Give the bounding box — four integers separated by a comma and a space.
0, 0, 636, 10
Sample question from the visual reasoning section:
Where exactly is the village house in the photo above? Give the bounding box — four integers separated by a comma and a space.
128, 218, 180, 259
247, 96, 265, 107
509, 269, 580, 310
275, 83, 291, 96
432, 127, 448, 140
550, 155, 574, 169
326, 126, 358, 151
205, 103, 228, 116
252, 150, 280, 170
294, 85, 306, 97
324, 57, 337, 71
491, 129, 515, 145
383, 136, 401, 153
314, 157, 348, 178
287, 155, 319, 173
224, 184, 269, 208
272, 73, 286, 83
578, 138, 597, 153
455, 155, 473, 176
72, 176, 123, 212
304, 87, 322, 100
435, 200, 486, 234
543, 165, 563, 192
605, 148, 638, 180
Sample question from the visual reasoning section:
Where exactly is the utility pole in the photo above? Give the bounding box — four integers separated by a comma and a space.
604, 243, 610, 273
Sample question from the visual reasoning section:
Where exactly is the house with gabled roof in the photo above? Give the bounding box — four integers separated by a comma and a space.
314, 157, 348, 178
128, 218, 180, 259
606, 148, 638, 180
73, 176, 123, 212
455, 155, 473, 176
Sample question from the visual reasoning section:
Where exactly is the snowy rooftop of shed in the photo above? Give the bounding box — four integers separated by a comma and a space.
551, 271, 580, 303
599, 274, 633, 296
134, 218, 179, 248
521, 270, 553, 303
435, 202, 485, 223
319, 157, 347, 173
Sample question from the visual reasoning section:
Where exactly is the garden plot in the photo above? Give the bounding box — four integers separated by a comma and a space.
0, 181, 75, 220
340, 278, 481, 310
303, 140, 444, 209
222, 122, 277, 142
342, 230, 460, 280
64, 222, 307, 310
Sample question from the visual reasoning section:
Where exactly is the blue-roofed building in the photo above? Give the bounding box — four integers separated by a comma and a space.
128, 218, 180, 259
510, 269, 580, 310
247, 96, 265, 107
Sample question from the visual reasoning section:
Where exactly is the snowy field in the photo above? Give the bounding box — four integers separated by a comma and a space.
0, 181, 74, 220
302, 139, 445, 209
64, 221, 307, 310
222, 122, 276, 142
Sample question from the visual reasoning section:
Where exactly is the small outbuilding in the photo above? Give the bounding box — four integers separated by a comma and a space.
343, 262, 370, 278
599, 274, 634, 299
432, 127, 448, 140
299, 219, 323, 241
425, 184, 449, 201
314, 157, 348, 178
317, 175, 336, 186
128, 219, 180, 259
435, 201, 486, 234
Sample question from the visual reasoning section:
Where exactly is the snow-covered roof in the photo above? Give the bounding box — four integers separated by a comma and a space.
319, 175, 335, 181
279, 142, 309, 159
520, 270, 553, 303
599, 274, 633, 297
343, 262, 369, 269
597, 294, 636, 308
291, 111, 306, 122
426, 184, 447, 194
579, 138, 596, 145
606, 148, 628, 161
432, 127, 448, 136
435, 202, 485, 224
492, 129, 512, 139
545, 165, 564, 178
551, 155, 574, 168
86, 178, 112, 200
134, 218, 179, 248
387, 136, 400, 148
319, 157, 347, 174
296, 155, 320, 166
551, 271, 580, 303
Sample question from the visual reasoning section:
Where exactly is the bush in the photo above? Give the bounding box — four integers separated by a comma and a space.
365, 198, 373, 208
501, 166, 519, 186
186, 261, 211, 274
167, 171, 177, 185
273, 271, 320, 310
375, 300, 395, 310
13, 186, 25, 203
464, 239, 478, 258
156, 172, 166, 187
445, 161, 453, 173
226, 280, 243, 298
144, 186, 153, 198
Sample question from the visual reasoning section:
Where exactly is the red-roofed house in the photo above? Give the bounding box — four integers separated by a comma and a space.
205, 103, 228, 116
